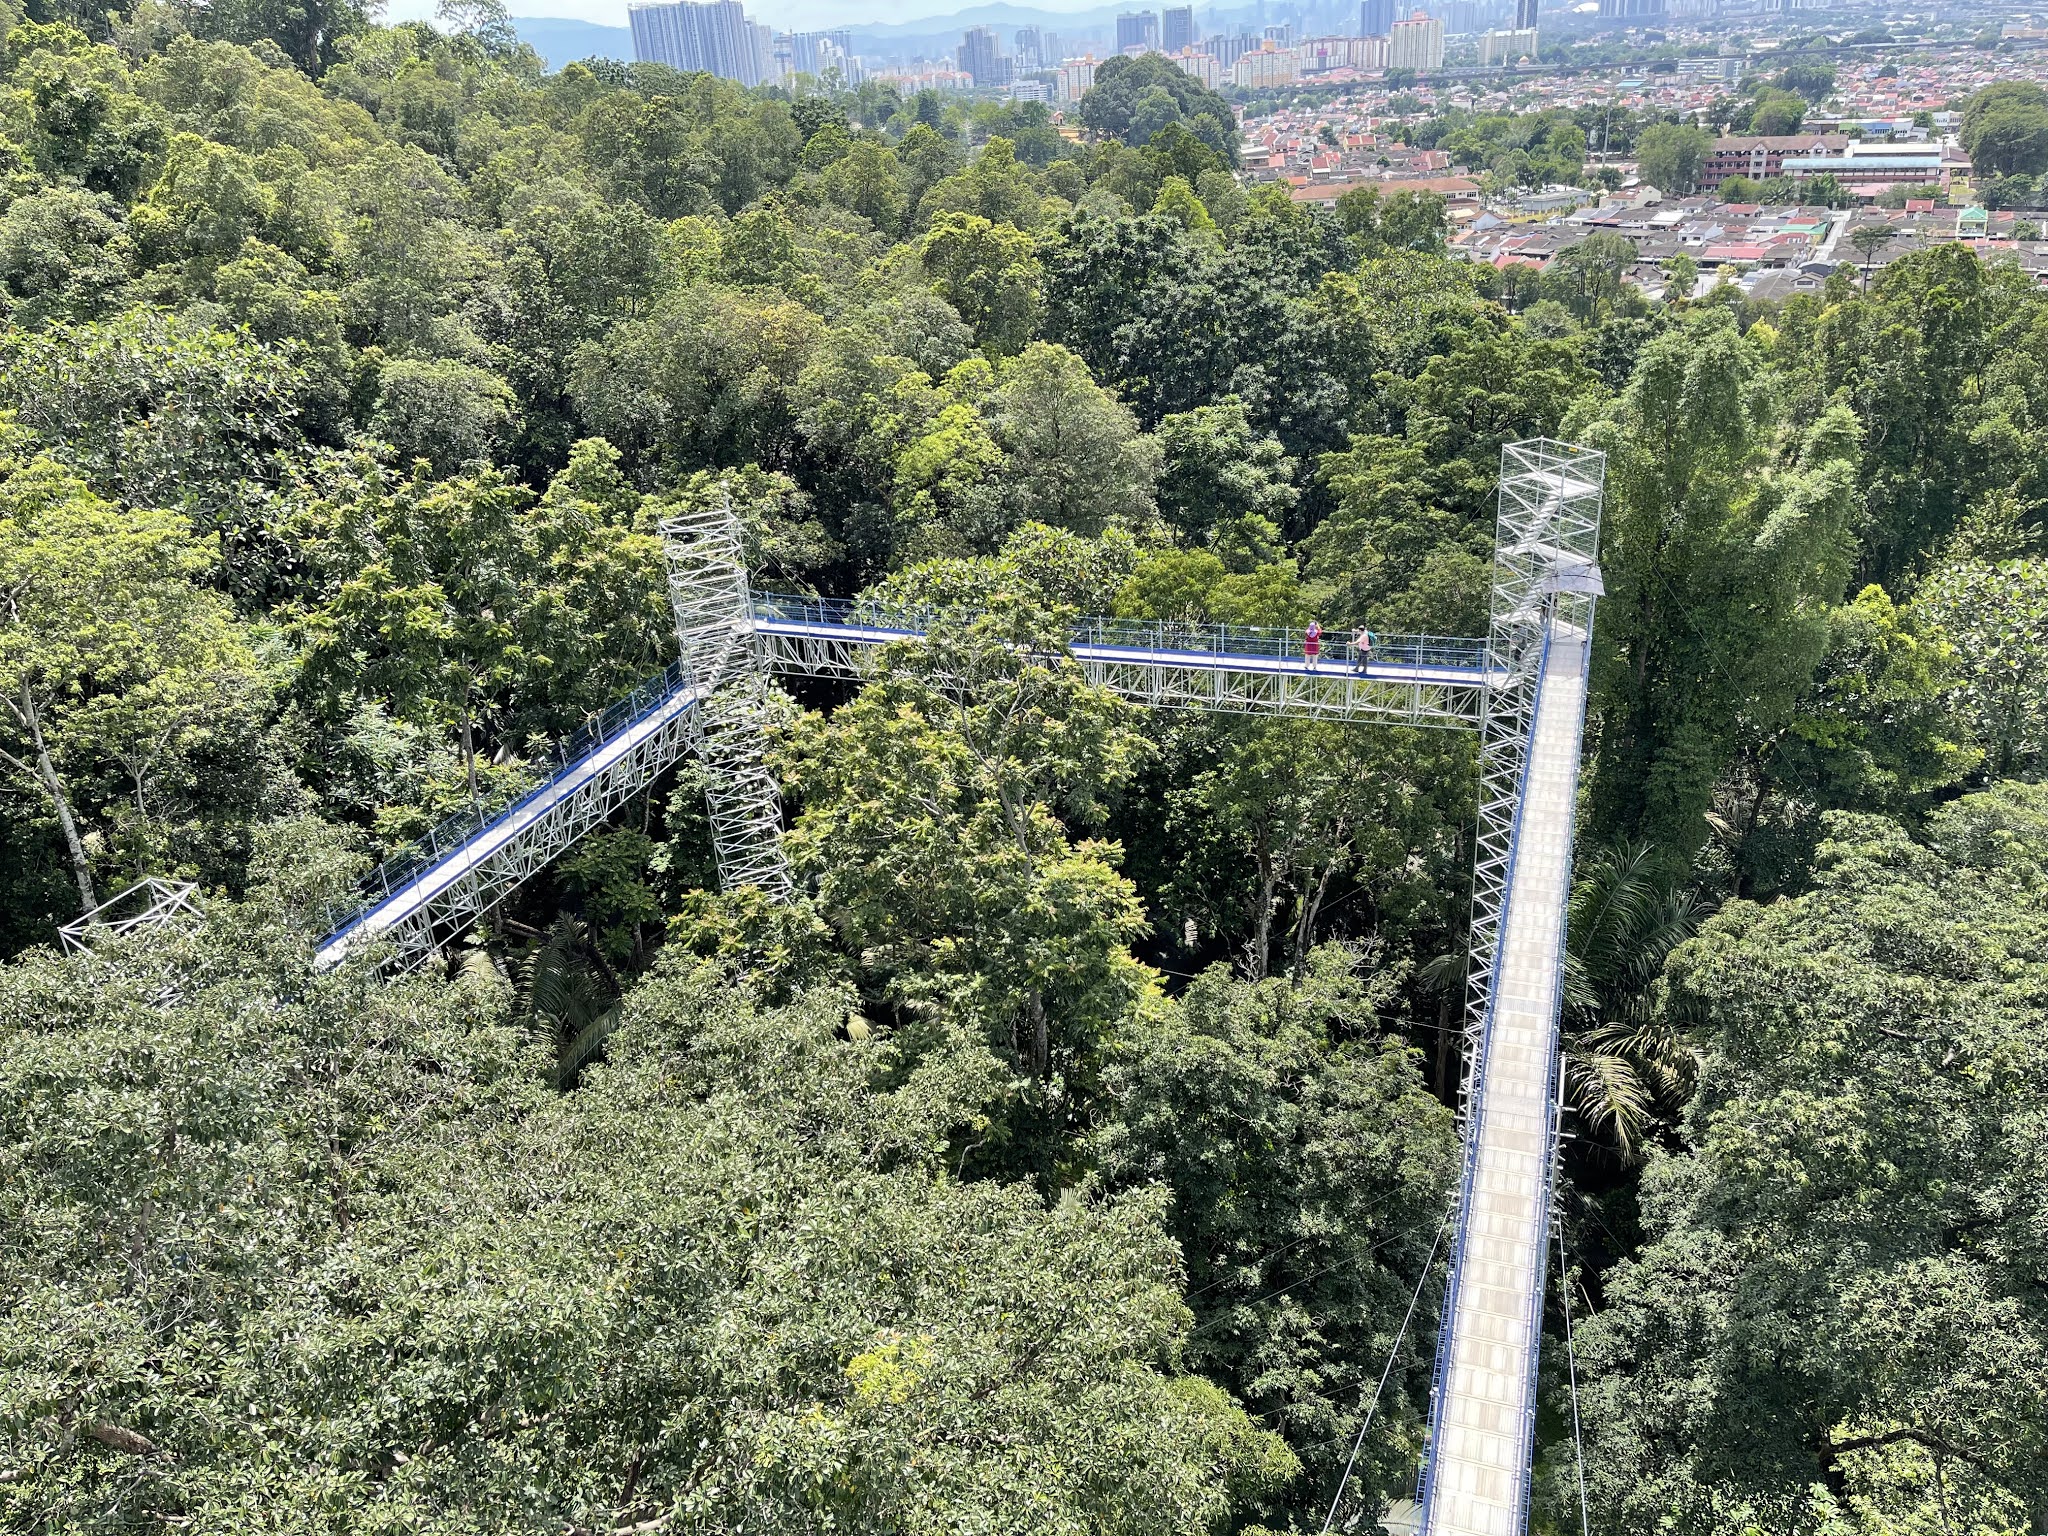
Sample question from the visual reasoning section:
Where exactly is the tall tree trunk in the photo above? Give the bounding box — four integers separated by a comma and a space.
1437, 984, 1459, 1102
19, 682, 97, 915
460, 690, 479, 809
1249, 833, 1277, 982
1290, 855, 1341, 981
1290, 816, 1349, 980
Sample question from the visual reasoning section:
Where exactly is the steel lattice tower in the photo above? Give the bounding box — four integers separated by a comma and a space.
658, 502, 794, 900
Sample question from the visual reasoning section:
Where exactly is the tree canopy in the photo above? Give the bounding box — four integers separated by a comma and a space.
1079, 53, 1240, 168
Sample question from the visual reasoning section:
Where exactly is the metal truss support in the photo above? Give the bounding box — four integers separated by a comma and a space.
658, 502, 793, 900
1418, 438, 1605, 1536
312, 673, 701, 972
1069, 653, 1484, 726
58, 877, 204, 954
294, 437, 1612, 1536
749, 605, 1499, 730
1462, 439, 1607, 1082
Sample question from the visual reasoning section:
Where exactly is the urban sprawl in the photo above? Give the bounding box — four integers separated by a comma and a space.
622, 0, 2046, 306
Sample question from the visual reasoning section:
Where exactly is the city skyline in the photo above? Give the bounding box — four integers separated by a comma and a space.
390, 0, 1201, 29
394, 0, 1425, 39
629, 0, 777, 81
432, 0, 1561, 78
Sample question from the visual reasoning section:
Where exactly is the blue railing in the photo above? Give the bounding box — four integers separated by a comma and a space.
317, 660, 695, 946
748, 592, 1492, 674
1072, 616, 1489, 673
750, 591, 926, 633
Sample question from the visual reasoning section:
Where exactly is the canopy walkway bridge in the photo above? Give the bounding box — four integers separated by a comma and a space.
280, 442, 1604, 1534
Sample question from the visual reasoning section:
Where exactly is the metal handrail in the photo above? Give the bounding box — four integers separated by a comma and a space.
1416, 625, 1552, 1528
316, 593, 1494, 952
316, 660, 693, 945
747, 592, 1492, 673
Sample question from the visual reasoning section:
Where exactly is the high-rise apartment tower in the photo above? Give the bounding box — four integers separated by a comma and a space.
958, 24, 1003, 83
629, 0, 772, 84
784, 26, 852, 73
1162, 4, 1196, 50
1116, 10, 1160, 50
1387, 8, 1444, 68
1359, 0, 1395, 34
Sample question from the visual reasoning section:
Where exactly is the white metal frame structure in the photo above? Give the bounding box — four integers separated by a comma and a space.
312, 667, 702, 972
750, 598, 1503, 729
1462, 443, 1607, 1052
305, 444, 1604, 1536
313, 503, 800, 971
1417, 440, 1605, 1536
659, 504, 794, 899
58, 877, 204, 954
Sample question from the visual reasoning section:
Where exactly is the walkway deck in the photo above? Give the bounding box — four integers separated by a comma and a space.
309, 588, 1595, 1536
1418, 622, 1590, 1535
751, 600, 1505, 728
313, 673, 702, 972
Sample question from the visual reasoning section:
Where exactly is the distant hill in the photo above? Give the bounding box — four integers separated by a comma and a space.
514, 16, 633, 68
848, 1, 1126, 39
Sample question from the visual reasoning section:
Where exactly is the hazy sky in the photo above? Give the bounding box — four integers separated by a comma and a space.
384, 0, 1112, 31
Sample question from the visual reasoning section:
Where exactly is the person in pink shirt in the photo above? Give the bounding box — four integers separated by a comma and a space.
1303, 619, 1322, 668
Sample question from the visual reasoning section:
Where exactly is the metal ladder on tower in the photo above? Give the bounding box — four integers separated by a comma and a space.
311, 500, 791, 971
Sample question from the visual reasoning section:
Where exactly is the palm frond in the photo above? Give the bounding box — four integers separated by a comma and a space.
1416, 949, 1467, 993
555, 1004, 623, 1091
516, 915, 623, 1090
1564, 1044, 1659, 1159
1559, 840, 1712, 1156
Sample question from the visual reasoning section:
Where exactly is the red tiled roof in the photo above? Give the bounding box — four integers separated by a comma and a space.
1287, 174, 1480, 203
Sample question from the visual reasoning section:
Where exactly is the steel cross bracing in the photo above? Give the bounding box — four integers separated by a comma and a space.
750, 600, 1504, 728
1462, 442, 1607, 1058
311, 502, 795, 971
59, 877, 204, 954
311, 666, 703, 972
659, 503, 794, 900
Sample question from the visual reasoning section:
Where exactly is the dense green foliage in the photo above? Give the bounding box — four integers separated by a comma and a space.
1559, 784, 2048, 1534
1079, 53, 1239, 168
0, 10, 2043, 1534
1963, 81, 2048, 179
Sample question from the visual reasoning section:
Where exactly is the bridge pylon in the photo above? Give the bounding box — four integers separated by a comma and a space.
657, 499, 794, 900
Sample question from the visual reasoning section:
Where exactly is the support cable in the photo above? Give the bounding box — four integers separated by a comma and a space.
1320, 1201, 1456, 1535
1559, 1209, 1591, 1536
